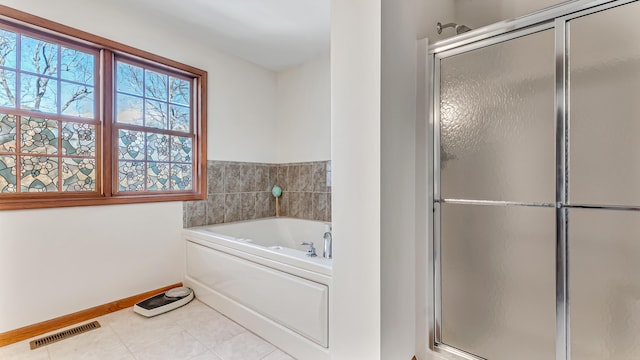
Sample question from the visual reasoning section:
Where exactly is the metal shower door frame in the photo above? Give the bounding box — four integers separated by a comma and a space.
428, 1, 639, 360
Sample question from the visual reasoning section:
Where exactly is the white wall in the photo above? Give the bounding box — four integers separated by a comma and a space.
380, 0, 418, 358
330, 0, 381, 358
417, 0, 456, 41
330, 0, 456, 358
211, 58, 277, 163
276, 53, 331, 163
0, 203, 183, 332
0, 0, 279, 333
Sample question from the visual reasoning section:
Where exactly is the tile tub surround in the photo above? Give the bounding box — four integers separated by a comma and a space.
184, 161, 331, 227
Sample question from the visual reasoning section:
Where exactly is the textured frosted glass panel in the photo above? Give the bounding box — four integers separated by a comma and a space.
569, 2, 640, 206
570, 209, 640, 360
440, 30, 555, 202
441, 203, 555, 360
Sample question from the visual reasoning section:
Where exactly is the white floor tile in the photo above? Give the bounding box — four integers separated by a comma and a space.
129, 330, 208, 360
0, 300, 289, 360
107, 308, 186, 352
47, 324, 133, 360
213, 331, 276, 360
177, 309, 246, 349
262, 349, 296, 360
164, 300, 222, 323
0, 340, 49, 360
188, 350, 225, 360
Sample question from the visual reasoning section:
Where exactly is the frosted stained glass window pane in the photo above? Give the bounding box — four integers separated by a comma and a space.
569, 1, 640, 206
171, 163, 191, 190
147, 162, 170, 191
0, 114, 16, 152
61, 158, 95, 192
118, 129, 144, 161
146, 133, 169, 162
171, 136, 192, 163
440, 203, 555, 360
62, 122, 95, 156
21, 117, 58, 154
439, 29, 555, 203
0, 155, 16, 192
118, 161, 145, 191
20, 156, 58, 192
570, 208, 640, 360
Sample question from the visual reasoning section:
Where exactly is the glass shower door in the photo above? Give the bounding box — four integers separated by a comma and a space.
569, 2, 640, 359
434, 2, 640, 360
437, 29, 556, 360
440, 204, 556, 360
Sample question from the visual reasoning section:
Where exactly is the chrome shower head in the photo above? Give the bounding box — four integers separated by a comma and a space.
436, 22, 455, 34
437, 21, 473, 35
455, 24, 473, 34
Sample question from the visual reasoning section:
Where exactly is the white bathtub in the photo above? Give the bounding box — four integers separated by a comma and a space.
183, 217, 332, 360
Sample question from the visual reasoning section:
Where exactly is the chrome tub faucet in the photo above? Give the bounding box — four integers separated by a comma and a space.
323, 231, 332, 259
301, 242, 317, 257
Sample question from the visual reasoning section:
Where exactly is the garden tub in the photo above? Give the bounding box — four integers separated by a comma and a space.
183, 217, 332, 360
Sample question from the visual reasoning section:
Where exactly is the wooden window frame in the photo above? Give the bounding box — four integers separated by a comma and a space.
0, 5, 207, 210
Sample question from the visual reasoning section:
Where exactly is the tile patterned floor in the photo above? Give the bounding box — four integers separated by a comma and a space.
0, 299, 295, 360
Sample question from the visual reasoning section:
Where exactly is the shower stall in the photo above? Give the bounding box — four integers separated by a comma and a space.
429, 1, 640, 359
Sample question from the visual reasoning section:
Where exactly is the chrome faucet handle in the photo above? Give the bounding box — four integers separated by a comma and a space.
300, 242, 317, 257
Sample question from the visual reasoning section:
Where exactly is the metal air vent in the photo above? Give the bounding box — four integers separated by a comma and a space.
29, 321, 101, 350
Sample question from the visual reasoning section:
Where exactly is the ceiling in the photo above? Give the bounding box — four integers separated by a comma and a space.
119, 0, 331, 71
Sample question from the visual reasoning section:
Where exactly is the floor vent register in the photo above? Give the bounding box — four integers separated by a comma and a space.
29, 321, 101, 350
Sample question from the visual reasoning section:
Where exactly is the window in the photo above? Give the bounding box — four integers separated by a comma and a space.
0, 8, 207, 210
115, 58, 194, 192
0, 28, 99, 194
